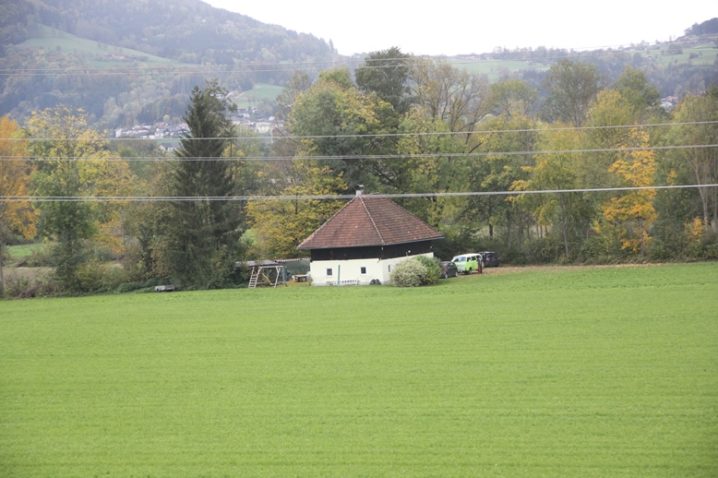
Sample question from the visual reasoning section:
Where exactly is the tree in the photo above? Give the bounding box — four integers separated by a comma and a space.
543, 60, 600, 126
28, 108, 133, 291
0, 116, 36, 297
670, 92, 718, 232
464, 114, 538, 244
275, 71, 311, 122
594, 129, 657, 255
288, 68, 396, 191
487, 79, 537, 118
396, 109, 468, 227
614, 67, 661, 121
355, 47, 413, 115
159, 82, 242, 288
410, 58, 489, 134
581, 89, 636, 194
245, 161, 347, 258
513, 125, 592, 259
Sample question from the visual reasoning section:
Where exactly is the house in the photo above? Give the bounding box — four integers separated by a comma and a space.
298, 190, 444, 286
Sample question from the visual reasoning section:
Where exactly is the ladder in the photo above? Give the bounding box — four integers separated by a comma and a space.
248, 267, 260, 289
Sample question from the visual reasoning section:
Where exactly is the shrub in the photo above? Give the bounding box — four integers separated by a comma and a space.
75, 261, 131, 293
23, 244, 56, 267
524, 237, 563, 264
391, 256, 441, 287
391, 259, 425, 287
415, 255, 442, 284
4, 273, 59, 299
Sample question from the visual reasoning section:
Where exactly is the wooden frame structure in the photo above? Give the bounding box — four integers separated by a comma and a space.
246, 260, 288, 289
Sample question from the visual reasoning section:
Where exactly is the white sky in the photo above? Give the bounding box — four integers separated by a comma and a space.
203, 1, 716, 56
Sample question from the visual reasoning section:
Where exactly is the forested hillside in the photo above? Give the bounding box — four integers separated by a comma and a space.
1, 2, 716, 129
3, 0, 334, 65
449, 25, 718, 102
0, 0, 336, 127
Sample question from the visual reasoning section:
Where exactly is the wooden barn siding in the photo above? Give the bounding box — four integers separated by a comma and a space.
310, 241, 433, 261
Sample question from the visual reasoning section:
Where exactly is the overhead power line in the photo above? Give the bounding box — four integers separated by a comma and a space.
3, 120, 718, 143
0, 37, 707, 77
2, 143, 716, 163
0, 56, 415, 77
2, 184, 717, 203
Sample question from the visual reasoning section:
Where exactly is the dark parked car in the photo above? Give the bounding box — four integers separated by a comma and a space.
440, 261, 458, 278
479, 251, 500, 267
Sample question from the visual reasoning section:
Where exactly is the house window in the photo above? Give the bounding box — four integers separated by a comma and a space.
361, 267, 367, 274
326, 268, 333, 276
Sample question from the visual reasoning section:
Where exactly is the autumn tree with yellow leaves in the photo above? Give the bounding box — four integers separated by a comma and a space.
594, 129, 657, 255
0, 116, 37, 297
245, 161, 347, 258
27, 108, 134, 291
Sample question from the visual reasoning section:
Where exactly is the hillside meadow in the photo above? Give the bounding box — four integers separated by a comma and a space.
1, 263, 717, 477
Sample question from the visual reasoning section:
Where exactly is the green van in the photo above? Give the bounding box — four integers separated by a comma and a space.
451, 253, 482, 274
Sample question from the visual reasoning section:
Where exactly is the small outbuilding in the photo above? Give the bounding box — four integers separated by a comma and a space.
298, 191, 444, 286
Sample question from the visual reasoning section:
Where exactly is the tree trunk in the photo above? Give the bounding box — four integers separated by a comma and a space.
701, 186, 710, 232
0, 240, 5, 298
693, 164, 711, 231
561, 222, 570, 258
487, 198, 494, 240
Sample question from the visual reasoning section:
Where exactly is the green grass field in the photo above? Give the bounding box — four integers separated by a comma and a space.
1, 263, 716, 477
17, 24, 176, 68
637, 42, 718, 67
450, 58, 549, 80
232, 84, 285, 109
5, 243, 43, 262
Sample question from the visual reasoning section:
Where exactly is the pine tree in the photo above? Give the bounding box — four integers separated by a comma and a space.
162, 82, 241, 288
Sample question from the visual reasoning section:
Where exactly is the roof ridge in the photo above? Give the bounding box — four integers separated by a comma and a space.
297, 195, 443, 250
360, 196, 386, 245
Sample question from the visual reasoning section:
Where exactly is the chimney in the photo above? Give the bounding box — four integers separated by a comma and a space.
355, 185, 364, 196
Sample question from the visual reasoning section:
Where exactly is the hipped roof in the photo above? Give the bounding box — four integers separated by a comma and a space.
298, 195, 443, 250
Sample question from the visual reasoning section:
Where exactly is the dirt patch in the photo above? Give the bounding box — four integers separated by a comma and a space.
479, 263, 665, 276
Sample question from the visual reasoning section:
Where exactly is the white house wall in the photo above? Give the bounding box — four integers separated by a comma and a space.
309, 253, 434, 286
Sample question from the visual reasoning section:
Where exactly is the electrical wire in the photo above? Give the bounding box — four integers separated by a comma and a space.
2, 184, 717, 203
4, 120, 717, 143
1, 37, 710, 77
2, 143, 716, 162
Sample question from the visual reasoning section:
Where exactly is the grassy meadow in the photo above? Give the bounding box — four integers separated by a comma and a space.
5, 243, 43, 262
1, 263, 717, 477
231, 83, 285, 109
18, 24, 176, 68
450, 58, 549, 80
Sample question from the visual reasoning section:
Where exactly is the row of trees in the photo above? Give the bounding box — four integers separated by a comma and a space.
1, 52, 717, 297
250, 53, 717, 262
1, 83, 245, 295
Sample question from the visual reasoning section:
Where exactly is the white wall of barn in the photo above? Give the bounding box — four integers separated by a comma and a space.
308, 253, 434, 286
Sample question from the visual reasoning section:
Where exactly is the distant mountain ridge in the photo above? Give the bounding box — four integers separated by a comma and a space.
0, 0, 337, 126
1, 0, 335, 65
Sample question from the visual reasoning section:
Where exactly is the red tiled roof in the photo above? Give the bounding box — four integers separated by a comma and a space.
298, 195, 443, 250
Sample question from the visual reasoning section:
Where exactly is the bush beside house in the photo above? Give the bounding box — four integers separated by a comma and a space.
391, 256, 442, 287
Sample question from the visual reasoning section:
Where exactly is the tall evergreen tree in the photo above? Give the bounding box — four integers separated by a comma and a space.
162, 82, 241, 288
